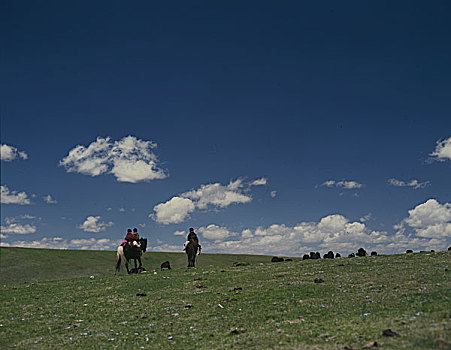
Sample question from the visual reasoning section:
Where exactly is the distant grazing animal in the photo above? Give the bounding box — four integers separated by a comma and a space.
348, 253, 355, 258
115, 238, 147, 275
185, 239, 200, 267
323, 251, 334, 259
310, 252, 321, 259
161, 261, 171, 271
271, 257, 284, 262
371, 251, 378, 256
431, 250, 435, 253
303, 254, 310, 260
357, 248, 368, 257
448, 246, 451, 251
406, 249, 413, 254
335, 253, 341, 258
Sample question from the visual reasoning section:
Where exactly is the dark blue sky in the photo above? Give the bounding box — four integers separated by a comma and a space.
1, 1, 450, 255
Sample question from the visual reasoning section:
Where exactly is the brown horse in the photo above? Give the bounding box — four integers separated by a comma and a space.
185, 239, 200, 267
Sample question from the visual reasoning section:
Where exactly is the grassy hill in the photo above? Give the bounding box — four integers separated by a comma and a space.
0, 248, 449, 349
0, 247, 271, 284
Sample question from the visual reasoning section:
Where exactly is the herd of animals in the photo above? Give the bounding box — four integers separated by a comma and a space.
116, 241, 451, 275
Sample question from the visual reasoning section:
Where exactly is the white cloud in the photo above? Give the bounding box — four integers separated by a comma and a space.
1, 185, 31, 205
151, 243, 184, 252
250, 177, 267, 186
59, 136, 168, 183
0, 223, 36, 234
359, 213, 372, 222
270, 191, 277, 198
182, 179, 252, 209
2, 237, 120, 250
79, 216, 114, 233
173, 230, 185, 236
1, 144, 28, 162
197, 224, 237, 241
0, 233, 8, 239
119, 208, 125, 212
152, 197, 196, 224
401, 199, 451, 238
430, 136, 451, 161
321, 180, 363, 189
185, 200, 450, 256
152, 178, 265, 224
388, 178, 430, 189
43, 194, 58, 204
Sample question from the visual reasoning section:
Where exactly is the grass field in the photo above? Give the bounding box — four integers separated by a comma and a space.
0, 247, 450, 349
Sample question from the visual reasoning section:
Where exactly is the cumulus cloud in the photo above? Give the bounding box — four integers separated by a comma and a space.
0, 223, 36, 234
1, 237, 120, 250
270, 191, 277, 198
1, 185, 31, 205
79, 216, 114, 233
430, 136, 451, 161
197, 224, 237, 241
59, 136, 168, 183
152, 197, 196, 224
400, 199, 451, 238
152, 178, 265, 224
43, 194, 58, 204
191, 199, 450, 256
173, 230, 186, 236
1, 144, 28, 161
388, 178, 430, 189
321, 180, 364, 189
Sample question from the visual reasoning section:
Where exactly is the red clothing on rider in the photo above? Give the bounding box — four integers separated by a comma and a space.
122, 230, 136, 246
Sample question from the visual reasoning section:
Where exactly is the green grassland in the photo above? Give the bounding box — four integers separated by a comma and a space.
0, 248, 450, 349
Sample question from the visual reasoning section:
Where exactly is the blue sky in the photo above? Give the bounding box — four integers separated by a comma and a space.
1, 1, 450, 256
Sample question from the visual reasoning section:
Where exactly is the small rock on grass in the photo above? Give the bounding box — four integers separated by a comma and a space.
317, 333, 328, 338
184, 304, 193, 309
230, 328, 246, 335
382, 329, 400, 337
140, 313, 148, 319
363, 341, 380, 348
314, 278, 325, 283
136, 292, 147, 296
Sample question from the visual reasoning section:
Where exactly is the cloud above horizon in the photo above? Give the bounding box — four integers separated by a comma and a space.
0, 223, 36, 234
151, 178, 267, 224
320, 180, 364, 189
1, 144, 28, 162
388, 178, 430, 189
79, 216, 114, 233
43, 194, 58, 204
0, 237, 119, 250
60, 136, 168, 183
430, 136, 451, 162
151, 198, 450, 256
1, 185, 31, 205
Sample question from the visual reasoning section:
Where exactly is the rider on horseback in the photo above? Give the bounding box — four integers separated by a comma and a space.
184, 227, 201, 253
121, 228, 138, 247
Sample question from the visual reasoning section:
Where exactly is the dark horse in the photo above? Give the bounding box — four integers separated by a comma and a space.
115, 238, 147, 274
185, 239, 200, 267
